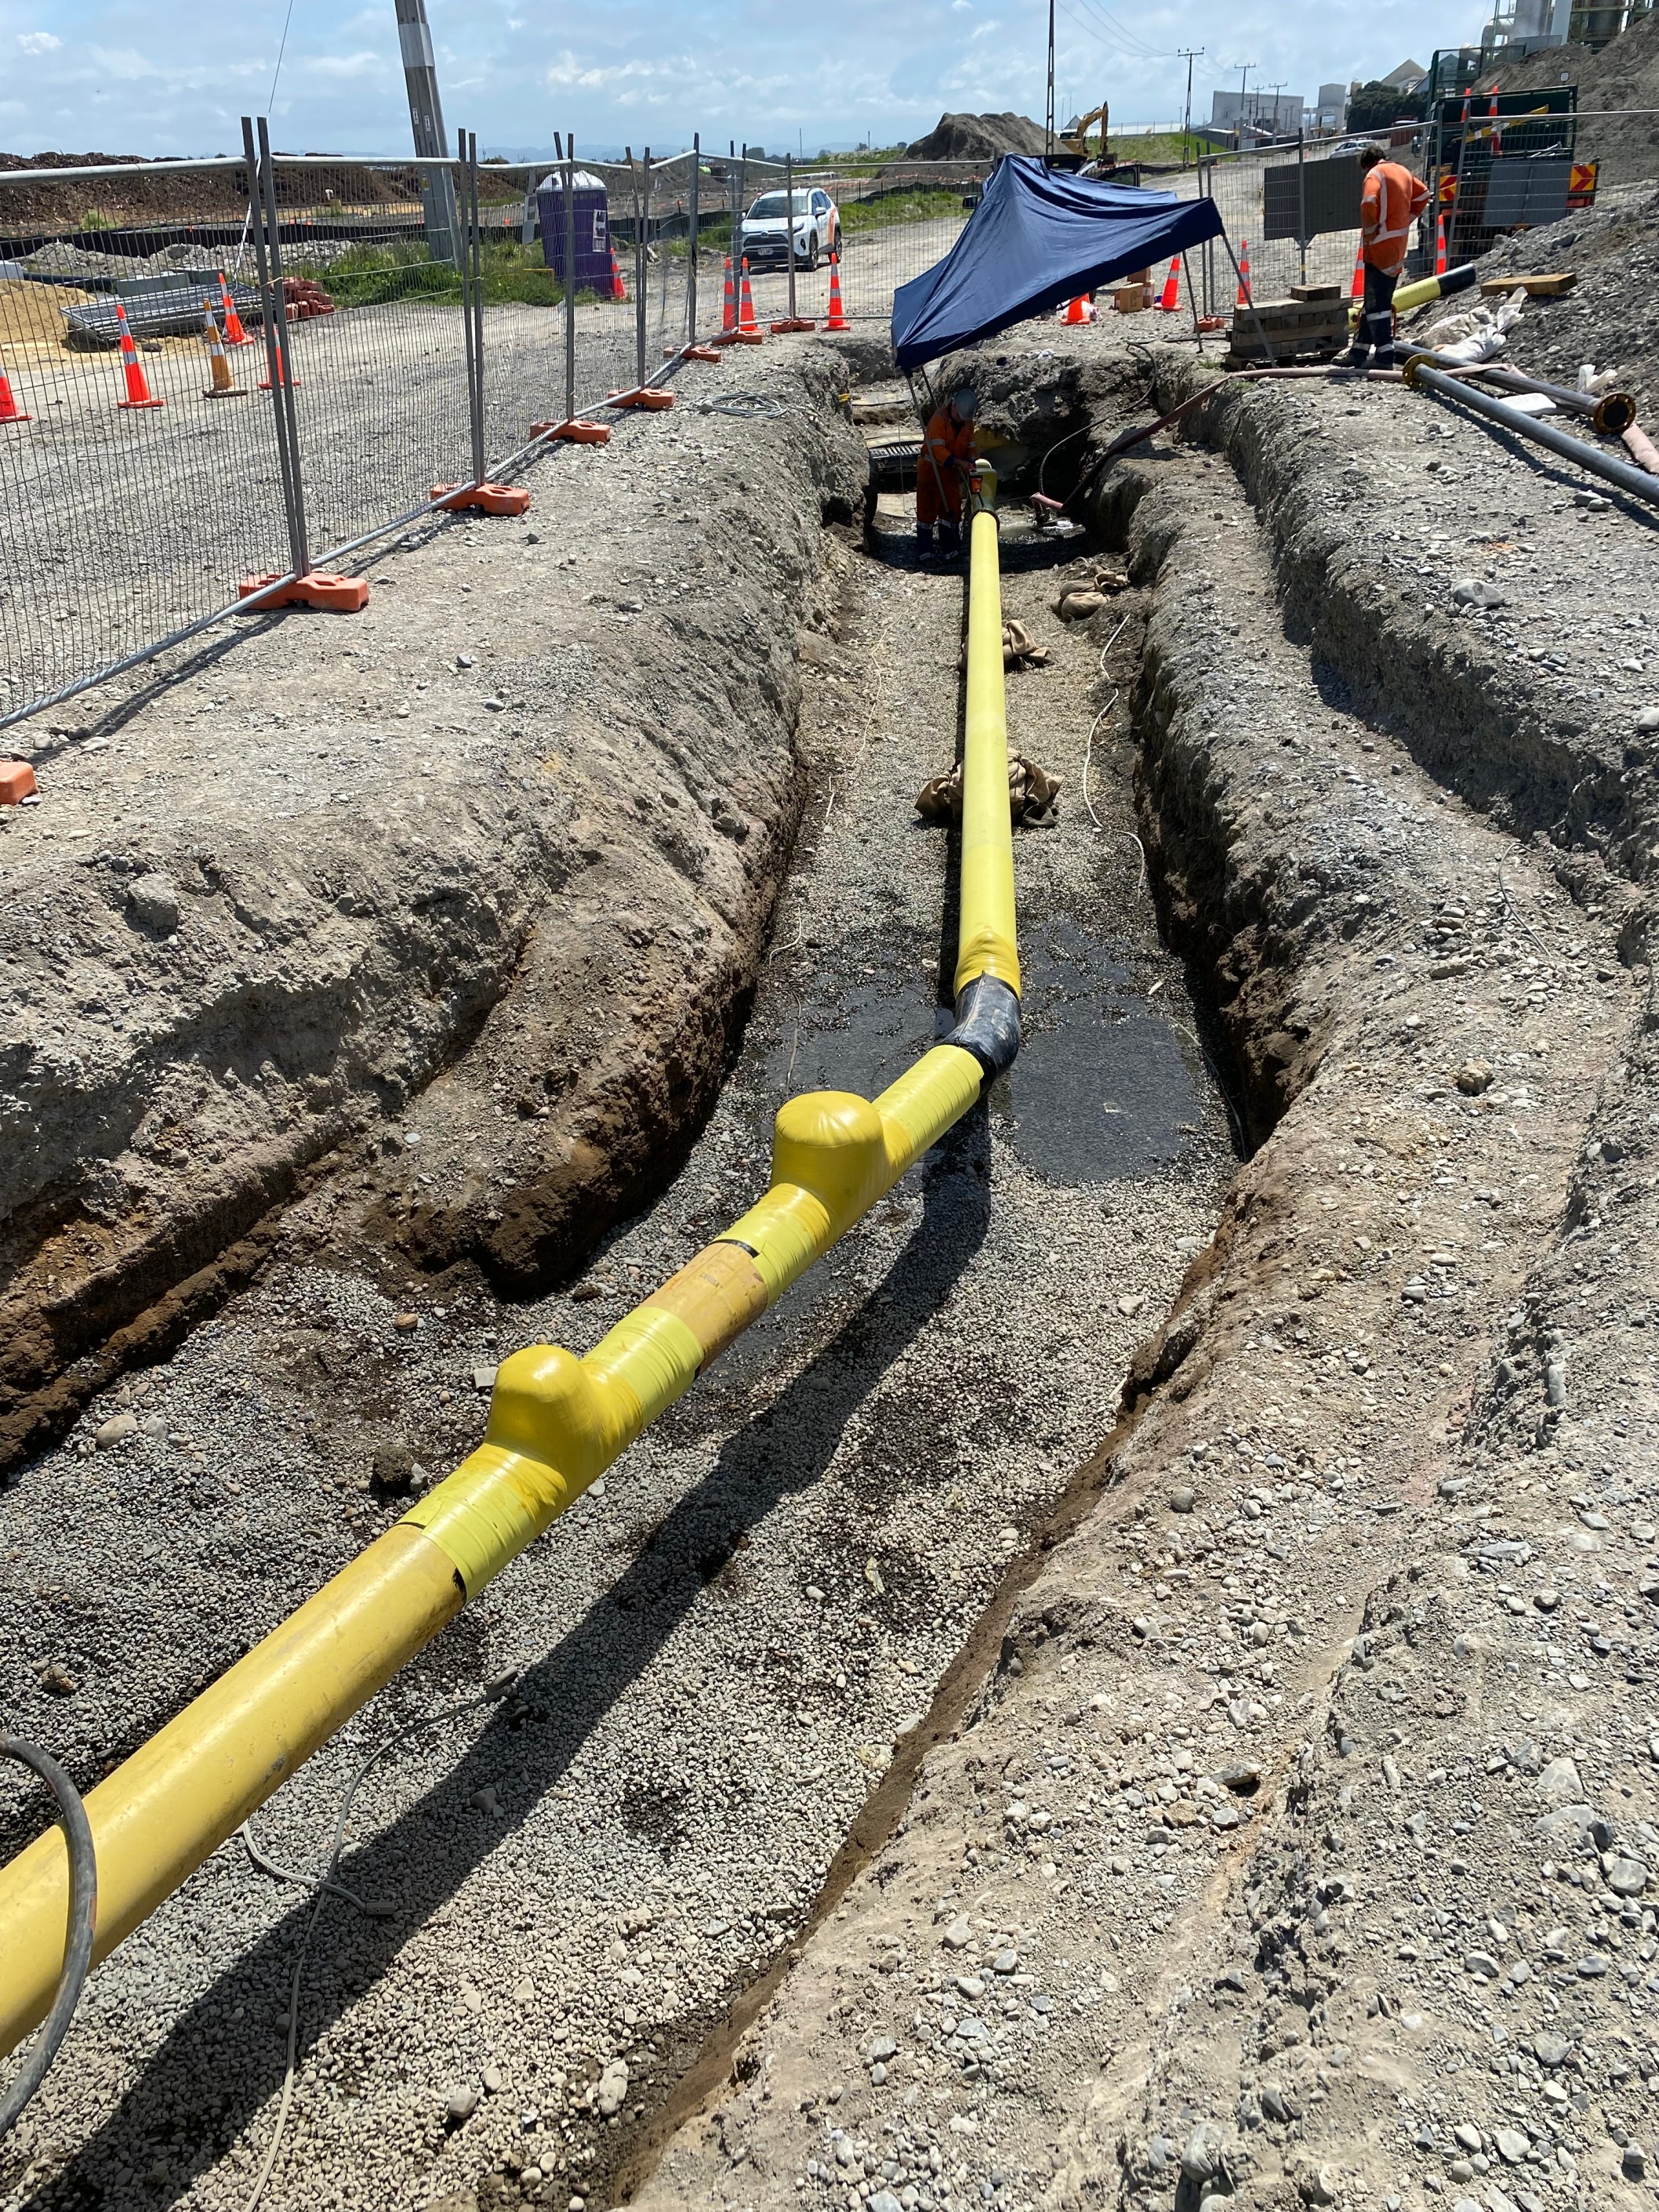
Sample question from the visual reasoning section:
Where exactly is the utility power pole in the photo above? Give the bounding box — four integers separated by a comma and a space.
1233, 61, 1255, 150
1267, 81, 1285, 139
1178, 45, 1203, 164
1045, 0, 1056, 159
394, 0, 459, 263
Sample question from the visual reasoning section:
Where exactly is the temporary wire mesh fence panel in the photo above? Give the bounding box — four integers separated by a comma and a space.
3, 128, 1503, 734
1179, 148, 1367, 311
263, 156, 487, 549
0, 161, 290, 723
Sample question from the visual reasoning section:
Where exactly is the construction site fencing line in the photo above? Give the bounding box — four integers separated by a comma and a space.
2, 136, 993, 731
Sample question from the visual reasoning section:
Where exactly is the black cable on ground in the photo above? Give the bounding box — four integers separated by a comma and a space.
0, 1736, 97, 2139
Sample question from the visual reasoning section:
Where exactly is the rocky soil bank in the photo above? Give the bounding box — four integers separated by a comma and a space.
625, 310, 1659, 2212
0, 351, 862, 1475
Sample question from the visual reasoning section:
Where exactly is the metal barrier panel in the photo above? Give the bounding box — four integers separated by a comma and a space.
0, 160, 290, 724
264, 153, 481, 547
1180, 145, 1368, 303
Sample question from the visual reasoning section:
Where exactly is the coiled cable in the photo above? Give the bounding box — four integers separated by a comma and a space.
0, 1736, 96, 2139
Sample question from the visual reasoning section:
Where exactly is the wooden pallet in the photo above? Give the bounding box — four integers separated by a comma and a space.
1225, 295, 1348, 365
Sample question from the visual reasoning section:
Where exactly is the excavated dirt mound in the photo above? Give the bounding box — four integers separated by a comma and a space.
1458, 178, 1659, 397
903, 113, 1047, 162
0, 153, 420, 233
621, 323, 1659, 2212
1489, 9, 1659, 187
0, 352, 864, 1476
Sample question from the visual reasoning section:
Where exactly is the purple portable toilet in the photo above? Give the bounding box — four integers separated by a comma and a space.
536, 169, 612, 292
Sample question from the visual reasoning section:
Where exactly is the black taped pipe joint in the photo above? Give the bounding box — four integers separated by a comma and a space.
948, 974, 1022, 1082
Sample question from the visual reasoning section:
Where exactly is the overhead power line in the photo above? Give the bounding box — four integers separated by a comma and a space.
1067, 0, 1170, 61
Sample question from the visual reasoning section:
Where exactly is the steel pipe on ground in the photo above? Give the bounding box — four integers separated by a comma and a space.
1404, 358, 1659, 513
0, 477, 1023, 2064
1408, 349, 1636, 435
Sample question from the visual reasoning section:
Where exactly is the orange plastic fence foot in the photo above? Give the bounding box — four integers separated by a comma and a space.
682, 345, 724, 364
604, 386, 674, 411
531, 418, 612, 444
729, 328, 765, 346
0, 759, 38, 804
238, 571, 371, 612
768, 317, 817, 334
430, 480, 532, 515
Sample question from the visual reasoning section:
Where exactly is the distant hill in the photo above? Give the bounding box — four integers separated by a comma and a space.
904, 112, 1047, 161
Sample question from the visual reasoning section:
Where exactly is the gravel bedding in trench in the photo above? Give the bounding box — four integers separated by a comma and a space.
626, 313, 1659, 2210
0, 387, 1236, 2208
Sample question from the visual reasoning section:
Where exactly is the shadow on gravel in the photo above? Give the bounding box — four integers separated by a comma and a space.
37, 1114, 993, 2210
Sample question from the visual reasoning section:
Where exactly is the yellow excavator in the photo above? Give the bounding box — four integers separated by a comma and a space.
1058, 103, 1115, 171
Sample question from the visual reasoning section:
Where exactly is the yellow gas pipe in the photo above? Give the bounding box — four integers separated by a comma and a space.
0, 470, 1021, 2061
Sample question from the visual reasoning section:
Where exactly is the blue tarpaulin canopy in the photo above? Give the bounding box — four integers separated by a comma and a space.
890, 156, 1226, 371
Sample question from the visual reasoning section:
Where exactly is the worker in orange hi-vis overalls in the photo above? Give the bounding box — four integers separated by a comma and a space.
917, 387, 977, 564
1341, 143, 1430, 372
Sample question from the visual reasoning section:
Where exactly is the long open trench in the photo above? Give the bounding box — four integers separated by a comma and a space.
0, 342, 1232, 2211
6, 319, 1659, 2212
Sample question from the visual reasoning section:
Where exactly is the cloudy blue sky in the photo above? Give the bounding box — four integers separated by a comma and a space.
2, 0, 1470, 159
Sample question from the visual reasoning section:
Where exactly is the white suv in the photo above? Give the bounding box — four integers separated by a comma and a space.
739, 186, 842, 270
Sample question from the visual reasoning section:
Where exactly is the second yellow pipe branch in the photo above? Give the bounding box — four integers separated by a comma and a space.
0, 466, 1024, 2062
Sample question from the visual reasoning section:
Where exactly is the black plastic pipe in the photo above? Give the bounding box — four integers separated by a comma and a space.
1405, 359, 1659, 513
1410, 349, 1636, 435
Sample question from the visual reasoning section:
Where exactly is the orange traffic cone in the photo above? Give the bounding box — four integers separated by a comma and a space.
822, 250, 849, 333
257, 331, 297, 390
1235, 240, 1251, 308
1434, 210, 1448, 276
0, 368, 30, 424
1349, 241, 1365, 302
721, 254, 736, 333
1062, 295, 1090, 324
201, 302, 245, 397
1156, 255, 1181, 311
609, 248, 626, 302
738, 256, 759, 332
218, 273, 252, 346
113, 300, 163, 409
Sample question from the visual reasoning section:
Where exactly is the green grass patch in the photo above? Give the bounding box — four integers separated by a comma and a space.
1110, 132, 1204, 169
315, 236, 569, 309
839, 188, 967, 233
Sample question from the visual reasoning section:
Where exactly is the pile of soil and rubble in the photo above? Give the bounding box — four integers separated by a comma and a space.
0, 152, 419, 235
0, 351, 864, 1476
902, 113, 1047, 162
619, 327, 1659, 2212
1436, 179, 1659, 399
1488, 8, 1659, 187
0, 274, 89, 346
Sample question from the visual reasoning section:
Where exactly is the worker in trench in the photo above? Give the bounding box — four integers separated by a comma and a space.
917, 387, 977, 564
1341, 143, 1429, 372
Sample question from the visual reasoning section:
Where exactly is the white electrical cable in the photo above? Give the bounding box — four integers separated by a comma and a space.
238, 1673, 517, 2212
